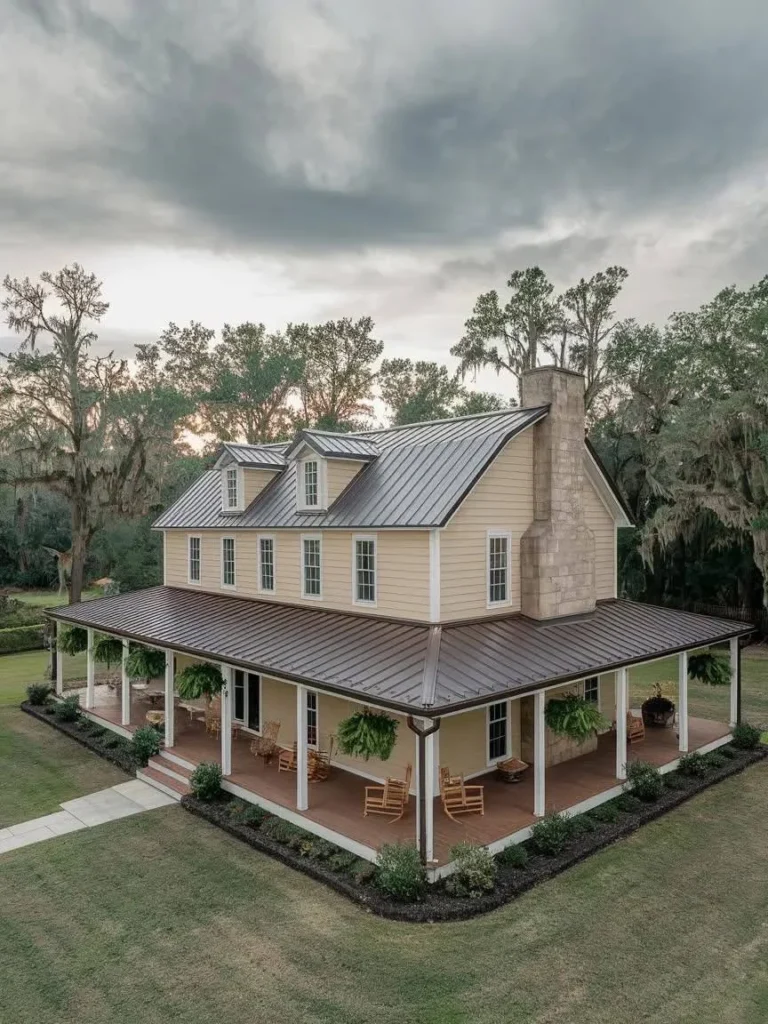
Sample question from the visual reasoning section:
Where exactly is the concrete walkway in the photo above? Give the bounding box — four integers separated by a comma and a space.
0, 780, 176, 855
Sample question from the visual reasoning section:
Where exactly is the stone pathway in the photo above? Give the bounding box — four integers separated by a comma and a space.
0, 780, 176, 855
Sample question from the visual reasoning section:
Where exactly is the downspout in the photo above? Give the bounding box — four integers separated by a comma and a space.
737, 640, 743, 725
406, 716, 441, 865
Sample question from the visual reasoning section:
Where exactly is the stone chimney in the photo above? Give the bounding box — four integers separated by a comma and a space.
520, 366, 596, 620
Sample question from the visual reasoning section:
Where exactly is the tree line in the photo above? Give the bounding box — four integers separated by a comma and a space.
1, 262, 767, 616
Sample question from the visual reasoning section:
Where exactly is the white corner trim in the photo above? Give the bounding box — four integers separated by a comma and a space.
429, 528, 441, 622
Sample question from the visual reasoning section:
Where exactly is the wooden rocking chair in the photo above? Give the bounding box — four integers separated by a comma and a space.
441, 778, 485, 822
627, 711, 645, 744
250, 720, 281, 761
205, 699, 221, 739
308, 737, 333, 782
278, 741, 297, 773
363, 765, 412, 821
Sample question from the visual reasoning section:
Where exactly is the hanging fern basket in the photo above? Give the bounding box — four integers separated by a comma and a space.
688, 652, 731, 687
336, 709, 398, 761
57, 626, 88, 656
176, 662, 225, 703
93, 634, 123, 668
125, 644, 167, 684
544, 692, 608, 744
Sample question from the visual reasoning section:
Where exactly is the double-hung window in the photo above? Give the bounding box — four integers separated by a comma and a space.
302, 536, 322, 598
225, 467, 239, 510
583, 676, 599, 705
306, 690, 318, 747
488, 701, 509, 762
188, 536, 201, 583
258, 536, 275, 593
488, 531, 511, 605
303, 460, 319, 507
354, 536, 376, 604
221, 537, 236, 588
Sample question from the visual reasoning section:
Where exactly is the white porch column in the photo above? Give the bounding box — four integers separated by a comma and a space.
678, 651, 689, 752
220, 664, 233, 776
55, 645, 64, 697
424, 725, 436, 864
164, 649, 175, 748
85, 628, 95, 709
533, 690, 546, 817
296, 684, 308, 811
616, 667, 628, 780
729, 637, 739, 728
120, 639, 130, 726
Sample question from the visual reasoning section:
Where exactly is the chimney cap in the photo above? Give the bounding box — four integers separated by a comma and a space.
521, 365, 585, 381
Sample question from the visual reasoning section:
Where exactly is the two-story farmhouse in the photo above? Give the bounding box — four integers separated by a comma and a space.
49, 366, 750, 877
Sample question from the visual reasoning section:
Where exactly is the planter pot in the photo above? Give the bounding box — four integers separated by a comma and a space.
641, 698, 675, 728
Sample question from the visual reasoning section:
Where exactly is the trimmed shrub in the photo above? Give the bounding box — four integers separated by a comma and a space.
0, 624, 46, 653
26, 683, 52, 706
229, 801, 271, 828
52, 694, 81, 722
702, 751, 727, 771
445, 842, 497, 898
304, 838, 337, 861
131, 725, 161, 766
731, 723, 761, 750
678, 751, 708, 777
351, 859, 377, 886
664, 772, 687, 790
0, 596, 47, 629
614, 792, 644, 814
375, 843, 427, 902
260, 816, 304, 845
190, 761, 222, 801
719, 745, 737, 759
496, 843, 529, 869
625, 760, 664, 802
530, 812, 575, 856
587, 802, 620, 824
569, 814, 598, 835
327, 850, 358, 873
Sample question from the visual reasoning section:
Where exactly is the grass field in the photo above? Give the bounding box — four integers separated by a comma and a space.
10, 588, 100, 608
0, 650, 88, 706
1, 759, 768, 1023
0, 708, 126, 827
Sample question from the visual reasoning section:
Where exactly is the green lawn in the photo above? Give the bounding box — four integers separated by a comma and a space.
1, 761, 768, 1023
0, 708, 126, 827
0, 649, 88, 705
629, 645, 768, 728
10, 588, 100, 608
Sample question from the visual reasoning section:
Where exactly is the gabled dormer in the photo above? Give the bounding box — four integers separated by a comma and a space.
214, 443, 286, 514
286, 430, 378, 512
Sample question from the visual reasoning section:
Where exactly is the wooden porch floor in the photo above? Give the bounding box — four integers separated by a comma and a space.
166, 714, 730, 866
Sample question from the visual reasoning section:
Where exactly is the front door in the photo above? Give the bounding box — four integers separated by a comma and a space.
233, 670, 261, 732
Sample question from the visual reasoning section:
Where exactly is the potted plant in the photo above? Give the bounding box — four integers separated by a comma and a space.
337, 709, 398, 761
93, 633, 123, 689
57, 626, 88, 656
176, 662, 225, 706
125, 644, 167, 686
544, 693, 608, 744
688, 652, 731, 687
641, 683, 675, 727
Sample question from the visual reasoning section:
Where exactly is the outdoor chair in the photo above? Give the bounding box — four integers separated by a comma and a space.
439, 766, 462, 791
205, 700, 221, 739
441, 779, 485, 822
495, 756, 529, 783
278, 741, 297, 773
251, 720, 281, 761
363, 764, 412, 821
628, 711, 645, 744
308, 741, 333, 782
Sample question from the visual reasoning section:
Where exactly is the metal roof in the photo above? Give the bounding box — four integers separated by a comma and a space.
218, 443, 288, 469
154, 406, 548, 531
49, 588, 750, 714
285, 430, 380, 461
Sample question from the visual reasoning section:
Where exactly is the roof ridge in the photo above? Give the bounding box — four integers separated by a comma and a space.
359, 404, 547, 437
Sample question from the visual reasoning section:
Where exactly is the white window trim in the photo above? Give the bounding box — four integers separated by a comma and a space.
187, 534, 202, 585
301, 533, 323, 600
306, 689, 319, 750
297, 457, 327, 512
232, 669, 262, 735
257, 533, 276, 595
220, 535, 237, 589
221, 465, 244, 513
352, 534, 377, 607
487, 529, 512, 608
486, 698, 510, 766
583, 675, 601, 712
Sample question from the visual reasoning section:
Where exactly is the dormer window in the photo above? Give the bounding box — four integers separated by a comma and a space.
297, 457, 326, 511
222, 466, 243, 513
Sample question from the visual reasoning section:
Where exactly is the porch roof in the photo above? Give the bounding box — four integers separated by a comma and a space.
47, 586, 751, 714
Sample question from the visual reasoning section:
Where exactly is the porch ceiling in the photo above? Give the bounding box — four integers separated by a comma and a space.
48, 586, 750, 715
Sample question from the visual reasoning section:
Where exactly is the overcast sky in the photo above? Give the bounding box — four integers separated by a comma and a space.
3, 0, 768, 404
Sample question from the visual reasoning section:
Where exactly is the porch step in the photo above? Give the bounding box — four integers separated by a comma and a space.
136, 766, 190, 801
158, 749, 197, 773
148, 756, 193, 785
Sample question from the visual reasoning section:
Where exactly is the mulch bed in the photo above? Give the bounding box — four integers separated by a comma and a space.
21, 700, 137, 775
21, 700, 767, 922
183, 745, 767, 923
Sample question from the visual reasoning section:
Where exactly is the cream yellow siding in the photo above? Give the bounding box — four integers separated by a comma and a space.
164, 528, 430, 620
583, 477, 616, 599
327, 459, 365, 505
243, 468, 279, 506
440, 430, 534, 621
440, 699, 522, 778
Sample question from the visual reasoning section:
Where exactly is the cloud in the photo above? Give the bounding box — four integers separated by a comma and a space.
4, 0, 768, 260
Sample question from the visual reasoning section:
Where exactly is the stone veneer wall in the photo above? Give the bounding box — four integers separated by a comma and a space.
519, 695, 599, 767
520, 367, 596, 619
